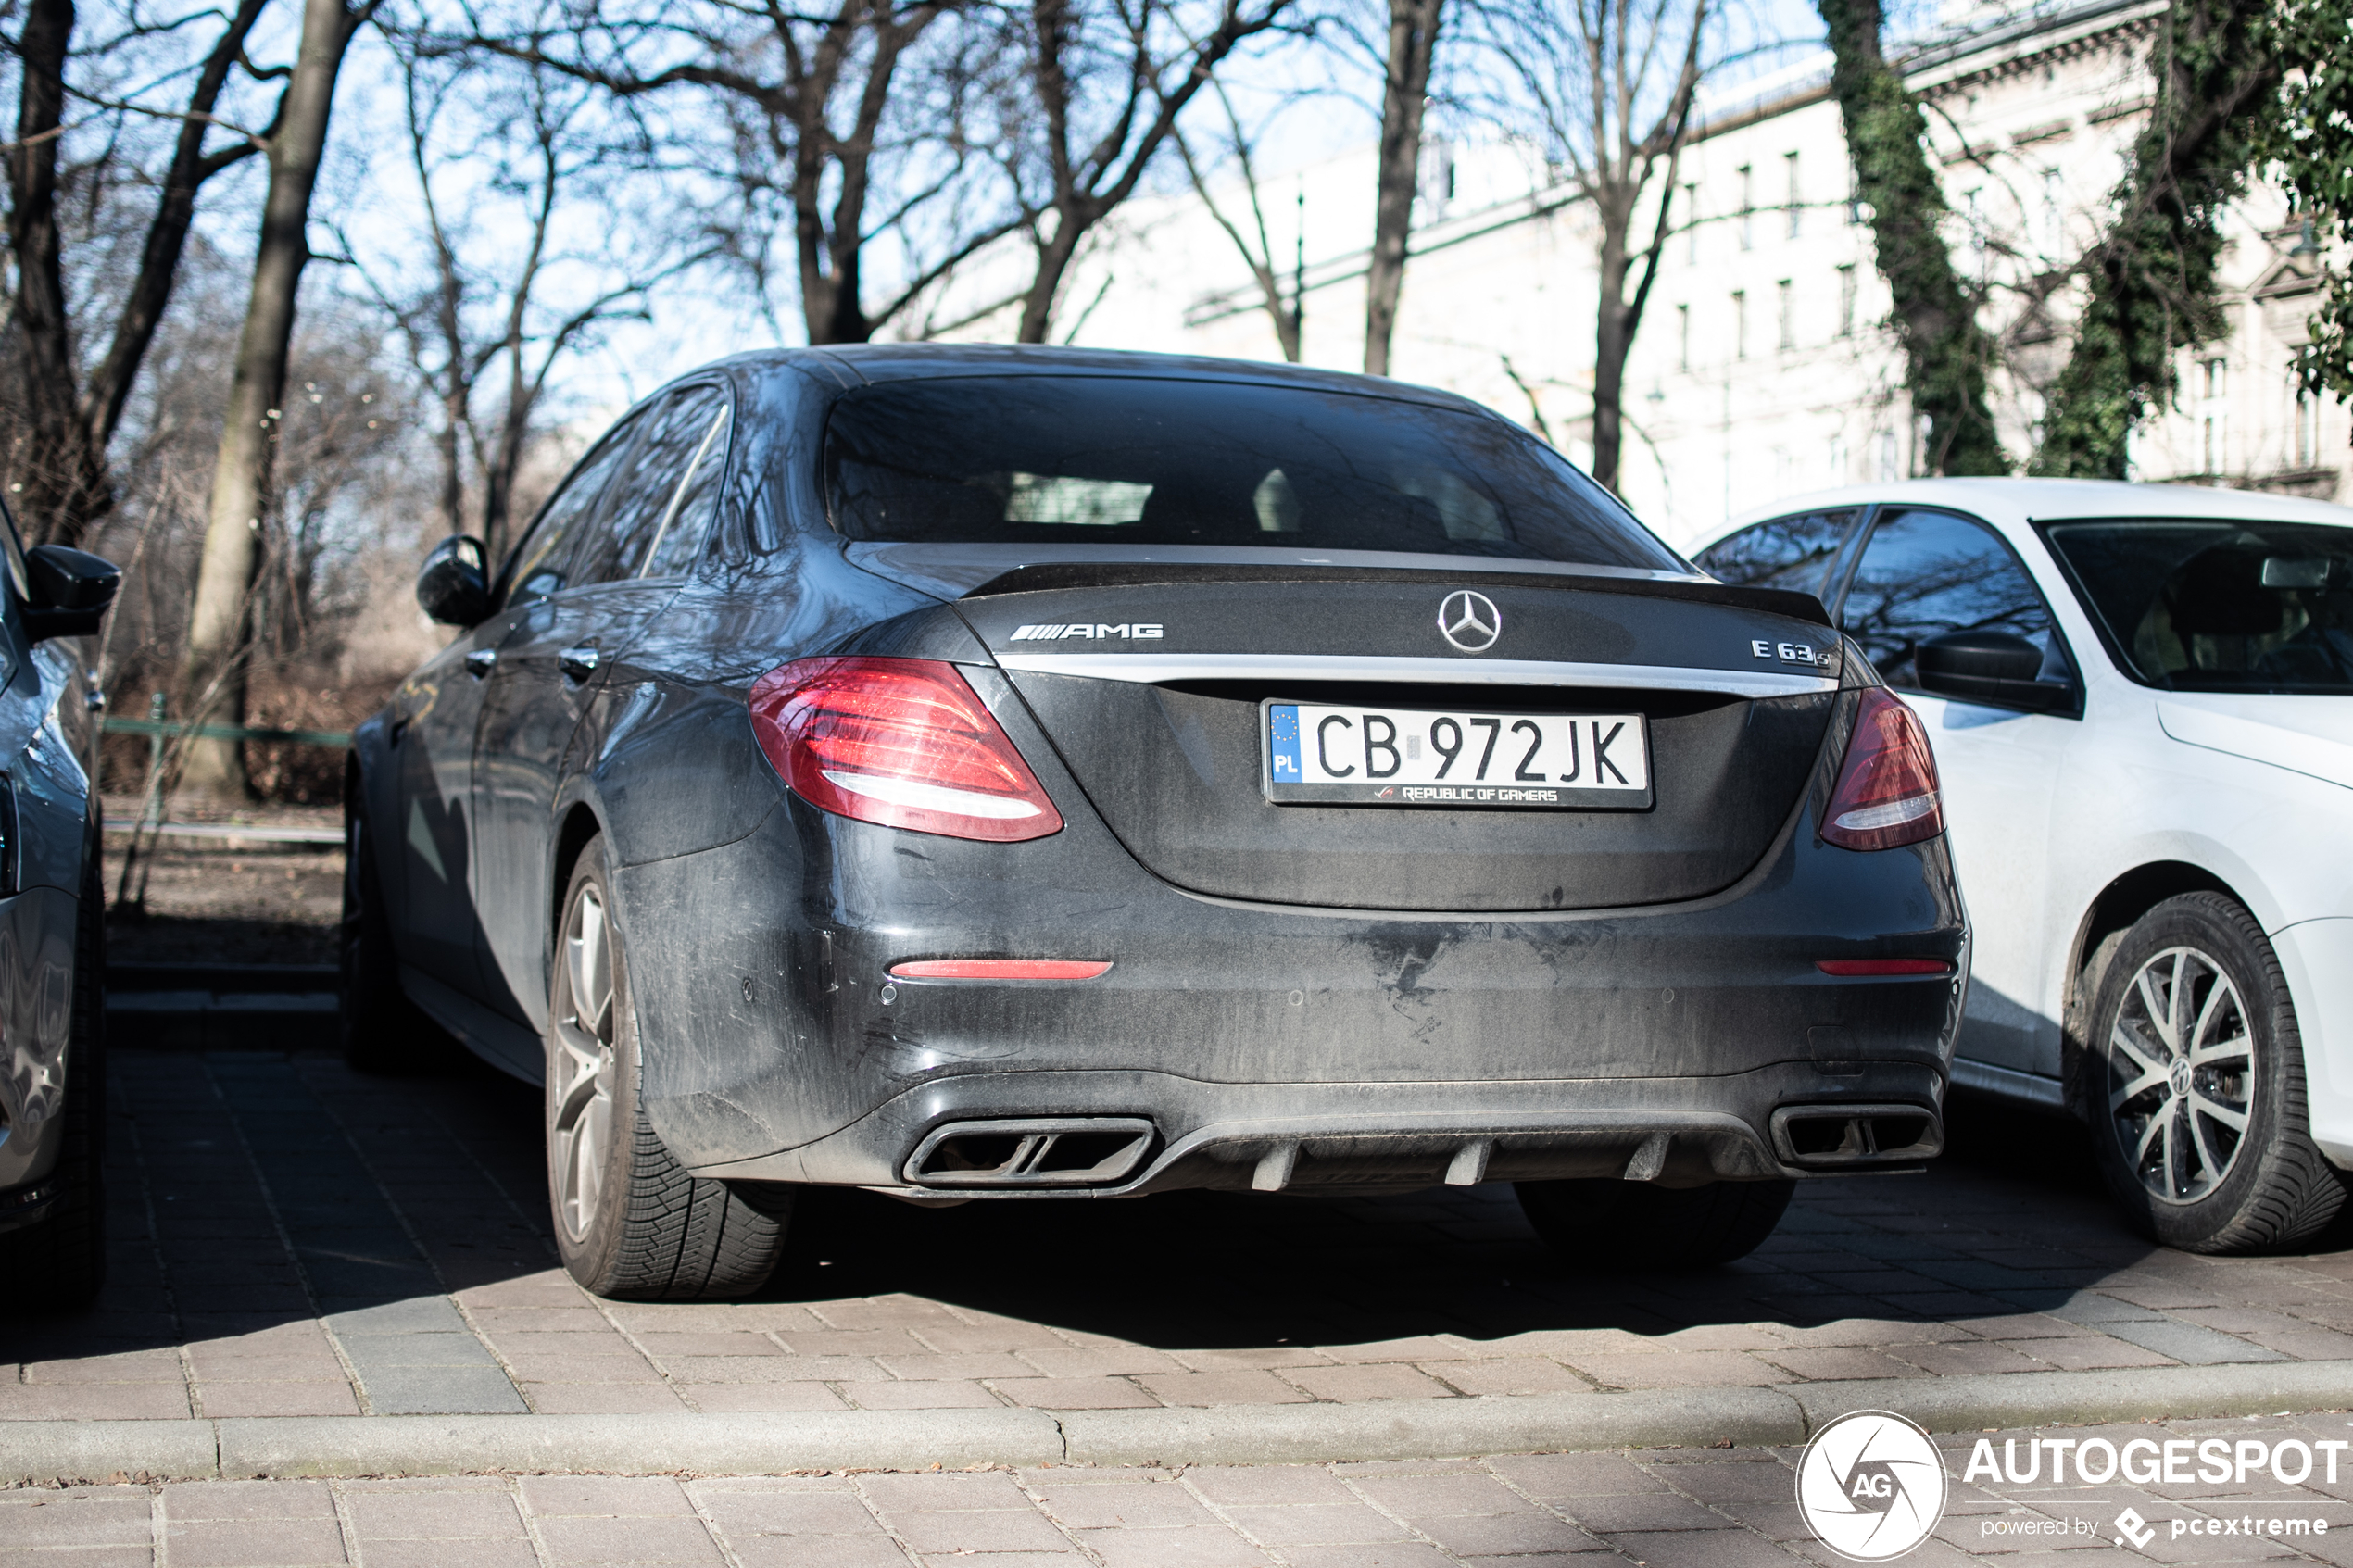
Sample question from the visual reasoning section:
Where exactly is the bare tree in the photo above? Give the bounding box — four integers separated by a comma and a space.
1502, 0, 1710, 490
360, 36, 698, 563
995, 0, 1298, 343
179, 0, 382, 800
1172, 79, 1303, 359
1362, 0, 1439, 375
4, 0, 284, 546
461, 0, 1010, 346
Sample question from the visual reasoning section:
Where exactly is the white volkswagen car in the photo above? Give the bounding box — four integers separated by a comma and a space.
1695, 480, 2353, 1253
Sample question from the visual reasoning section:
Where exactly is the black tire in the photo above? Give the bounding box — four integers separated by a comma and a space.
2076, 892, 2346, 1254
1515, 1177, 1794, 1269
0, 839, 108, 1311
547, 836, 786, 1299
340, 795, 434, 1074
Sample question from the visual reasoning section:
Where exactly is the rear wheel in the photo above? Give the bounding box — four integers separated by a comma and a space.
547, 836, 787, 1299
1516, 1177, 1794, 1269
2080, 893, 2345, 1253
1, 843, 108, 1311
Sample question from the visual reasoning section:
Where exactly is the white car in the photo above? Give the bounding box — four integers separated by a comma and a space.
1695, 479, 2353, 1253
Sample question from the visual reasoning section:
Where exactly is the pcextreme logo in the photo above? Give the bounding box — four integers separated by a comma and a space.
1796, 1411, 1949, 1561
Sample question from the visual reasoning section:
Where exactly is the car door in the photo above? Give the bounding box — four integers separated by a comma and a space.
471, 385, 727, 1030
1836, 507, 2082, 1087
400, 423, 636, 1014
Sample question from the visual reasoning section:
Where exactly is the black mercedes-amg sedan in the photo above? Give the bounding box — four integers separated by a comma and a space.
347, 345, 1968, 1300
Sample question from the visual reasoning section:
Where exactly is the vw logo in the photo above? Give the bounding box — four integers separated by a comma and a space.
1437, 590, 1502, 653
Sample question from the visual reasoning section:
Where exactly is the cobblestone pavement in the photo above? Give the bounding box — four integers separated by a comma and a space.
11, 1413, 2353, 1566
9, 1047, 2353, 1423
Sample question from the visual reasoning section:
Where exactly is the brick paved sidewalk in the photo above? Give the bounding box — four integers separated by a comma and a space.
12, 1412, 2353, 1567
8, 1047, 2353, 1425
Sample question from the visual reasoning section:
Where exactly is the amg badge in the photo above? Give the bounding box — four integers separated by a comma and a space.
1009, 622, 1164, 640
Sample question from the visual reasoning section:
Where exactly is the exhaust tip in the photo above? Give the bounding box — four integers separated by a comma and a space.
1769, 1103, 1944, 1169
906, 1117, 1156, 1188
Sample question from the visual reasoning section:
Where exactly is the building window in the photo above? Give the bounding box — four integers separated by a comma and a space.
1778, 279, 1794, 350
2297, 385, 2322, 468
1846, 159, 1863, 224
1684, 182, 1699, 263
1678, 303, 1691, 371
1875, 429, 1899, 482
1738, 165, 1754, 250
1732, 290, 1747, 358
2203, 415, 2222, 474
2204, 357, 2227, 400
1836, 265, 1856, 337
2040, 167, 2062, 252
1785, 152, 1802, 240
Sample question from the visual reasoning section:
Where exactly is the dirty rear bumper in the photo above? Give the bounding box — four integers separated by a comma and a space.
613, 765, 1969, 1196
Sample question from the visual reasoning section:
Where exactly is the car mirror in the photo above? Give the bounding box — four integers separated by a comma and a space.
1916, 630, 2076, 714
22, 544, 120, 642
417, 534, 491, 627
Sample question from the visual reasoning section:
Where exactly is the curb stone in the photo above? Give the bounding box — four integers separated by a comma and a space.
6, 1362, 2353, 1484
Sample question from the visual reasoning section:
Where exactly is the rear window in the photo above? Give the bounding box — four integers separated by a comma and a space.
823, 376, 1686, 572
2043, 518, 2353, 694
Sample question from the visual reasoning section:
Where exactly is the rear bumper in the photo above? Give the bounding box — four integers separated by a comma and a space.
613, 769, 1968, 1195
698, 1060, 1948, 1193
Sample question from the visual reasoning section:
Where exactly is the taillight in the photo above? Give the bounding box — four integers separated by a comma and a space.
1820, 688, 1944, 851
749, 657, 1063, 842
1816, 958, 1955, 976
889, 960, 1112, 980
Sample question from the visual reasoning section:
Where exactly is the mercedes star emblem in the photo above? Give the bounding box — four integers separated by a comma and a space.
1437, 590, 1502, 653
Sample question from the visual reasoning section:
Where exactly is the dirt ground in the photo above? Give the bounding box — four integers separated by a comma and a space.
99, 793, 342, 966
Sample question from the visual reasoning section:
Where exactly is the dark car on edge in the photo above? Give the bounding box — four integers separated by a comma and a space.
346, 345, 1969, 1301
0, 515, 120, 1311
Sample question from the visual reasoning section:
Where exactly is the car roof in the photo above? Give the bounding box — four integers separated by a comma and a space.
706, 343, 1494, 418
1716, 477, 2353, 542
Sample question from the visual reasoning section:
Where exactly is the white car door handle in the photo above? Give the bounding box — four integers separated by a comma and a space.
560, 646, 599, 681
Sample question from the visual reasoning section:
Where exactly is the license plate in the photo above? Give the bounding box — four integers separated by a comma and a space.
1262, 702, 1653, 809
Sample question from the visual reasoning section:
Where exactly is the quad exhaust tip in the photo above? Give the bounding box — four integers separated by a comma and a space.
906, 1117, 1156, 1187
1770, 1103, 1944, 1168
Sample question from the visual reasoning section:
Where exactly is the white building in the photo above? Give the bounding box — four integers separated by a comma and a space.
912, 0, 2340, 550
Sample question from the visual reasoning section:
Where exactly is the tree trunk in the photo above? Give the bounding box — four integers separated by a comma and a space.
1364, 0, 1441, 377
6, 0, 107, 546
1018, 216, 1088, 345
2029, 0, 2275, 477
177, 0, 366, 801
1815, 0, 2006, 476
1592, 225, 1632, 490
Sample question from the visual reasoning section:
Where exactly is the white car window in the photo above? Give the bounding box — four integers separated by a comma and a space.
1694, 510, 1856, 600
1842, 508, 2064, 690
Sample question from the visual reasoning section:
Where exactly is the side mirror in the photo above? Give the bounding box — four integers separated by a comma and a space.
23, 544, 120, 642
1916, 630, 2076, 714
417, 534, 491, 627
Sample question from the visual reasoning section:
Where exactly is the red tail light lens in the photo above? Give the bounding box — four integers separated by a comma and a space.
749, 657, 1063, 842
1816, 958, 1955, 976
1820, 688, 1944, 851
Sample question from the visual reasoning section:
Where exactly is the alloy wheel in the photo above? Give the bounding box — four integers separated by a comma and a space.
2105, 945, 2255, 1205
551, 884, 618, 1243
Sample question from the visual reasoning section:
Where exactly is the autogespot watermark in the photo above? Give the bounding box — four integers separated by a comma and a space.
1796, 1412, 2345, 1561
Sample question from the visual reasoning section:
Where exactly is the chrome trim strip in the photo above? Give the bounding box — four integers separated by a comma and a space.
993, 652, 1836, 699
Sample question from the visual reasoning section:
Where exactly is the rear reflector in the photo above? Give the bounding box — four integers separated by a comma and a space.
889, 959, 1113, 980
1816, 958, 1955, 976
1820, 687, 1944, 851
749, 657, 1063, 842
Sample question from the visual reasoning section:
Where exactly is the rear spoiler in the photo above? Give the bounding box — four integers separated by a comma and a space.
963, 560, 1832, 629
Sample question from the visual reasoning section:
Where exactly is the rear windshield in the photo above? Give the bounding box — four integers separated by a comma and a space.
2043, 518, 2353, 693
823, 375, 1686, 571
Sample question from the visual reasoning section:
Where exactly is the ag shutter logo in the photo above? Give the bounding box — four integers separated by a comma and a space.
1437, 590, 1502, 652
1796, 1410, 1949, 1562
